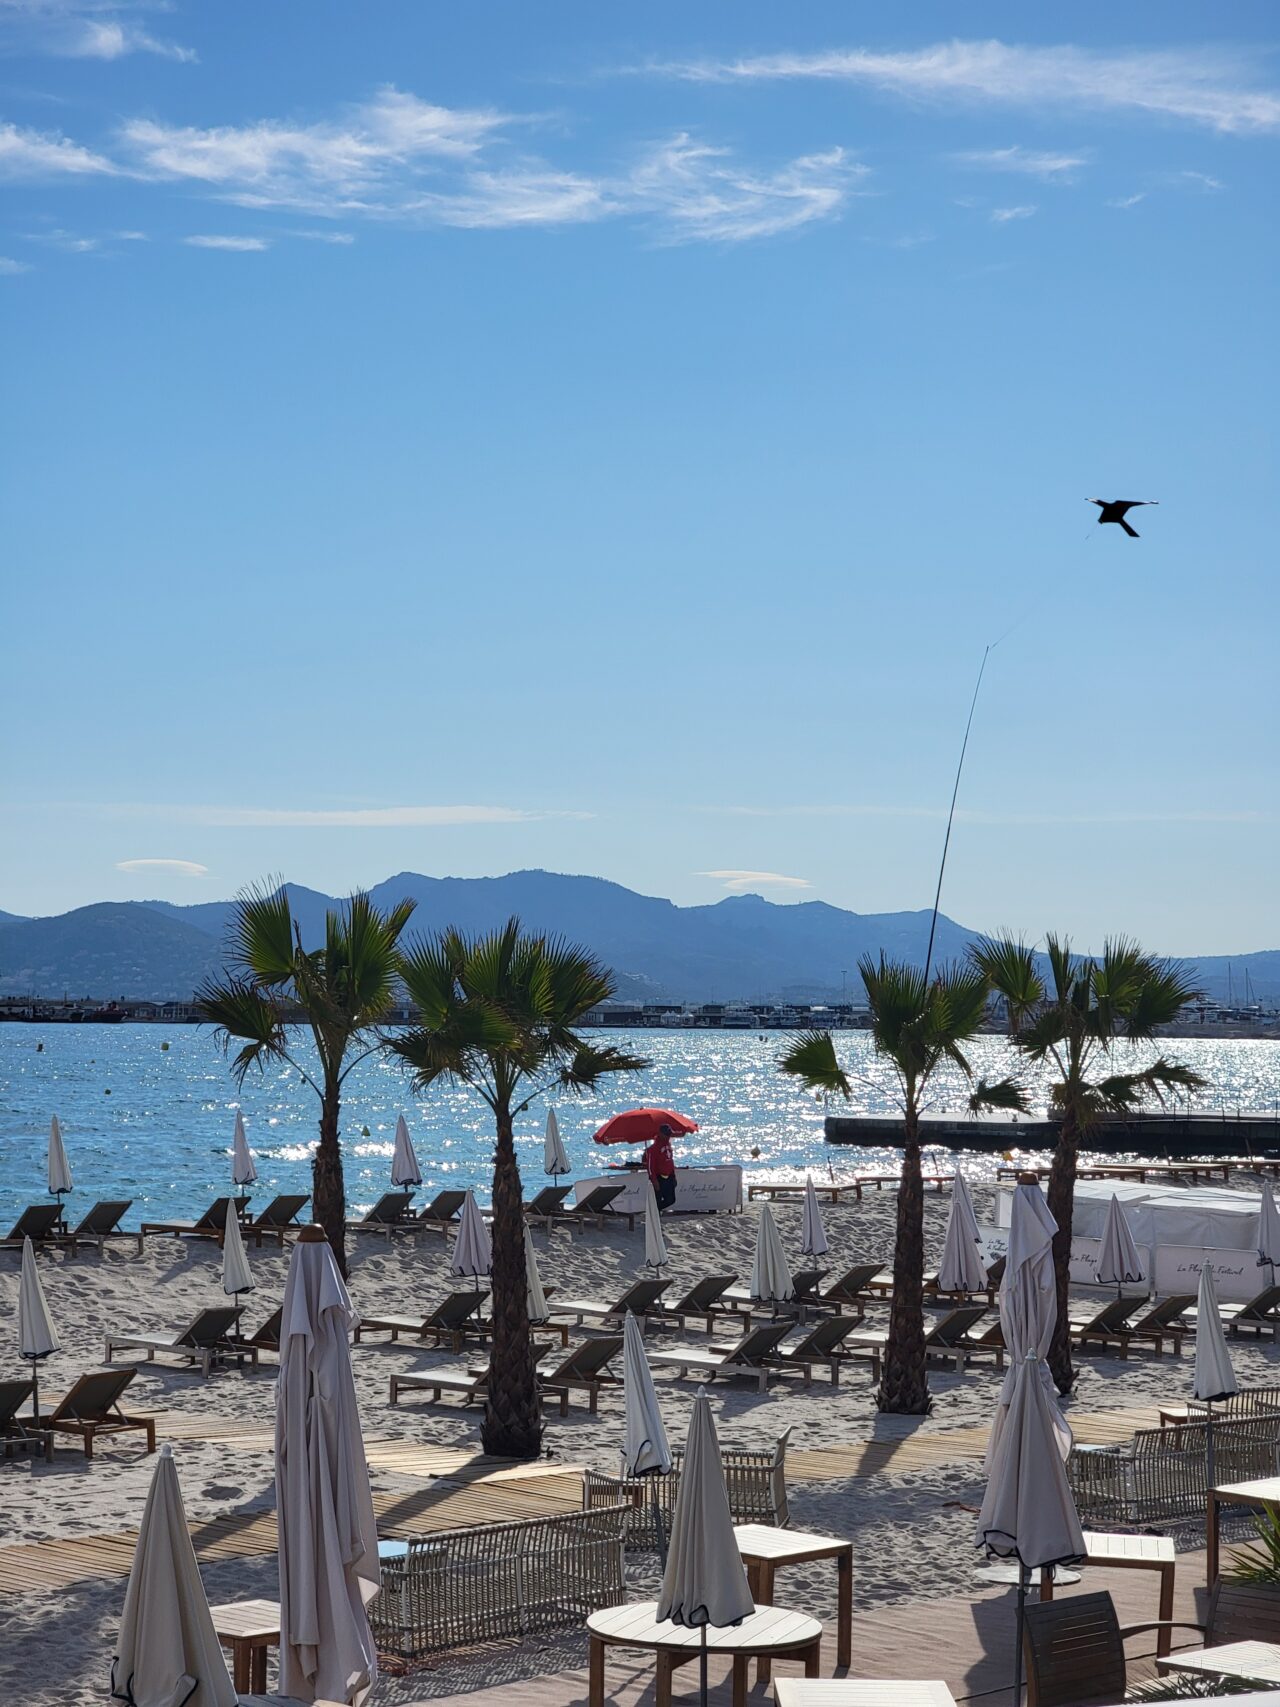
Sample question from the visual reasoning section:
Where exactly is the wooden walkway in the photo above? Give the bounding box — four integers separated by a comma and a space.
0, 1403, 1164, 1598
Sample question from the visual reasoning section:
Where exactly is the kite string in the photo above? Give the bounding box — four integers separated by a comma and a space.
922, 644, 990, 987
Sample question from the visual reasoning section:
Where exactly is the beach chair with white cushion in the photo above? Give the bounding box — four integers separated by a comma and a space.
721, 1268, 828, 1321
646, 1322, 794, 1392
139, 1197, 241, 1242
816, 1261, 883, 1316
389, 1337, 613, 1412
850, 1304, 995, 1372
415, 1189, 468, 1234
550, 1277, 670, 1330
651, 1275, 740, 1334
105, 1304, 248, 1376
559, 1182, 635, 1231
346, 1191, 417, 1237
1221, 1283, 1280, 1341
243, 1193, 309, 1246
354, 1289, 490, 1350
771, 1314, 875, 1385
524, 1184, 573, 1227
63, 1200, 140, 1255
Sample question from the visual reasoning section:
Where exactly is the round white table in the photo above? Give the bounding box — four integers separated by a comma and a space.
586, 1600, 824, 1707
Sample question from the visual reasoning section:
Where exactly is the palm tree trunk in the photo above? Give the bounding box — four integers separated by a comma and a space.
1046, 1104, 1080, 1394
313, 1079, 349, 1278
878, 1107, 930, 1415
482, 1104, 542, 1459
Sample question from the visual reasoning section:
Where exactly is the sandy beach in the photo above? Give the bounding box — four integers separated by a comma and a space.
3, 1178, 1279, 1705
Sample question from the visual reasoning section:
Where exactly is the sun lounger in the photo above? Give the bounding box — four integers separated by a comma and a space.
354, 1289, 491, 1349
139, 1196, 241, 1242
47, 1369, 156, 1459
105, 1305, 248, 1376
771, 1314, 871, 1385
242, 1193, 310, 1246
524, 1184, 573, 1226
816, 1262, 882, 1315
0, 1202, 67, 1249
389, 1337, 614, 1413
550, 1277, 670, 1329
230, 1306, 283, 1358
647, 1322, 795, 1392
851, 1304, 994, 1371
0, 1378, 52, 1461
63, 1200, 141, 1255
559, 1182, 635, 1231
652, 1275, 740, 1334
1221, 1283, 1280, 1341
1069, 1295, 1140, 1356
1125, 1293, 1195, 1356
722, 1268, 828, 1320
346, 1190, 417, 1237
412, 1189, 467, 1235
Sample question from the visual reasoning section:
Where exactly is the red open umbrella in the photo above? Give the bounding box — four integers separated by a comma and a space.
593, 1108, 699, 1145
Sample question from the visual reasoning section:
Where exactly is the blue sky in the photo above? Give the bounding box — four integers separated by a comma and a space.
3, 2, 1277, 955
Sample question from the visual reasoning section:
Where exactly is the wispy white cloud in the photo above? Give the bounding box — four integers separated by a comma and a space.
648, 40, 1280, 134
0, 254, 31, 273
405, 165, 611, 229
990, 204, 1036, 222
291, 227, 355, 244
116, 857, 208, 877
952, 144, 1088, 180
0, 1, 195, 62
69, 18, 195, 62
22, 224, 98, 250
55, 800, 593, 827
1107, 192, 1146, 209
183, 234, 270, 251
700, 869, 813, 892
705, 803, 1277, 827
0, 118, 116, 177
624, 134, 861, 242
1172, 168, 1225, 190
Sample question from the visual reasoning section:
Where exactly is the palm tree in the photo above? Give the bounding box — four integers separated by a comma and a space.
196, 883, 416, 1277
972, 935, 1204, 1393
389, 918, 649, 1459
781, 955, 1025, 1414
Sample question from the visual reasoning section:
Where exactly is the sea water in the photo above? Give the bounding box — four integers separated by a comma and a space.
1, 1025, 1278, 1224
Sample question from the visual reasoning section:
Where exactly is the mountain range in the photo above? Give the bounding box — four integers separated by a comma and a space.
0, 870, 1275, 1005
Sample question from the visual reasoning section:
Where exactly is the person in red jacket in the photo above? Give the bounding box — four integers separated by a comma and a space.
644, 1123, 678, 1210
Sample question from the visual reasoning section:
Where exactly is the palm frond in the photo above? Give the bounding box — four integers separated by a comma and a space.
1122, 960, 1204, 1036
1095, 1058, 1206, 1112
778, 1031, 852, 1100
227, 880, 297, 985
970, 936, 1044, 1024
558, 1043, 651, 1094
195, 977, 290, 1084
969, 1075, 1031, 1115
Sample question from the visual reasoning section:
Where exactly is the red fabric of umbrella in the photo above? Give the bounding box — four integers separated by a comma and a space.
592, 1107, 699, 1145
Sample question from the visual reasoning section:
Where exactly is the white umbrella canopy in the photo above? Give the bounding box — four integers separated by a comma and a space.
450, 1189, 493, 1279
1096, 1193, 1144, 1290
976, 1351, 1086, 1569
1259, 1183, 1280, 1271
48, 1114, 73, 1197
623, 1310, 672, 1478
800, 1176, 829, 1259
938, 1172, 987, 1295
524, 1226, 549, 1324
749, 1204, 794, 1303
221, 1207, 254, 1297
643, 1175, 669, 1271
657, 1388, 754, 1629
19, 1233, 59, 1419
111, 1443, 237, 1707
1193, 1262, 1239, 1404
544, 1107, 570, 1177
276, 1229, 379, 1705
991, 1181, 1064, 1464
231, 1110, 257, 1190
389, 1114, 423, 1189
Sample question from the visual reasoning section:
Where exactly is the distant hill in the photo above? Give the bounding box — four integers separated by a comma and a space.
0, 871, 1275, 1004
0, 909, 27, 926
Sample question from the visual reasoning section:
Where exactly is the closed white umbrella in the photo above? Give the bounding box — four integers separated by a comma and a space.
976, 1348, 1085, 1707
221, 1205, 254, 1297
544, 1107, 570, 1177
19, 1234, 59, 1421
938, 1172, 987, 1296
991, 1181, 1064, 1466
800, 1176, 829, 1259
749, 1204, 794, 1303
524, 1226, 549, 1324
231, 1110, 257, 1193
276, 1227, 379, 1705
1193, 1261, 1239, 1488
657, 1388, 754, 1707
643, 1174, 669, 1271
450, 1189, 492, 1279
111, 1443, 237, 1707
389, 1114, 423, 1189
48, 1114, 72, 1199
1259, 1183, 1280, 1276
1096, 1193, 1144, 1294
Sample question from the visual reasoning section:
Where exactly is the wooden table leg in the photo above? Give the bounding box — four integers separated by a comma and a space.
1158, 1562, 1176, 1657
588, 1635, 605, 1707
837, 1547, 852, 1668
1207, 1493, 1220, 1586
230, 1641, 249, 1694
732, 1654, 748, 1707
251, 1645, 268, 1693
656, 1651, 675, 1707
1039, 1566, 1054, 1603
805, 1636, 822, 1677
755, 1563, 776, 1686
